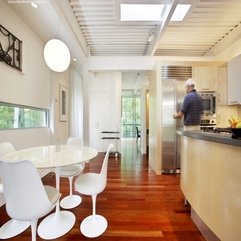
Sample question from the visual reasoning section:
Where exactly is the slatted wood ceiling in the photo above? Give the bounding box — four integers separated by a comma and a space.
69, 0, 241, 57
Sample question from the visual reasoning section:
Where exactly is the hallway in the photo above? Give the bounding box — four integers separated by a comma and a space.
0, 140, 205, 241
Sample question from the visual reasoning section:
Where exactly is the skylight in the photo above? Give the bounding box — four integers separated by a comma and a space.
170, 4, 191, 21
120, 4, 165, 21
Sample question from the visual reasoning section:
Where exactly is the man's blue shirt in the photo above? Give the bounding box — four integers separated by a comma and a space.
181, 90, 203, 125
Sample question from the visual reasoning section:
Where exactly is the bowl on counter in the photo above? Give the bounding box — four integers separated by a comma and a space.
230, 128, 241, 139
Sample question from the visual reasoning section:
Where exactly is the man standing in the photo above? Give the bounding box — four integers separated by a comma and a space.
173, 78, 203, 130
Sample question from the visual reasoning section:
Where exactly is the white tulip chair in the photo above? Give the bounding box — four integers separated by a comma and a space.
75, 143, 113, 238
0, 142, 30, 239
59, 137, 85, 209
0, 160, 60, 241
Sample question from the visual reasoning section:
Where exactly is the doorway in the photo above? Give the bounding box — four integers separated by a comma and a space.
121, 95, 141, 139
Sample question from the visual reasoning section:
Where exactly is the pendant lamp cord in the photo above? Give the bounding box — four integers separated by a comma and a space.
57, 0, 62, 37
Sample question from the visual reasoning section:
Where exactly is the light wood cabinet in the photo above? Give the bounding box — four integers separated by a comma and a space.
227, 54, 241, 105
193, 66, 217, 91
180, 135, 241, 241
216, 67, 227, 105
193, 66, 227, 105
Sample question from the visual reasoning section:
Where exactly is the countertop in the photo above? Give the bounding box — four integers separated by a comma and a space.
177, 129, 241, 147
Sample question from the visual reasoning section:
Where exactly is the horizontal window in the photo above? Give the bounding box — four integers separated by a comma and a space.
0, 102, 49, 130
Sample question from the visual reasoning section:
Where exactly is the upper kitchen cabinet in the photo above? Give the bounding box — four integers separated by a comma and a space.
216, 67, 227, 105
193, 66, 227, 105
193, 66, 217, 91
227, 54, 241, 105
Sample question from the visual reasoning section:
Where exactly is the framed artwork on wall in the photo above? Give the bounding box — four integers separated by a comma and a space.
59, 85, 67, 122
0, 24, 22, 71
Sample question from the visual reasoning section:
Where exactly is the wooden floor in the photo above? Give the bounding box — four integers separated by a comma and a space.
0, 140, 206, 241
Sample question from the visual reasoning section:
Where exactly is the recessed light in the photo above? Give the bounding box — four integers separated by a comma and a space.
120, 4, 165, 21
170, 4, 191, 21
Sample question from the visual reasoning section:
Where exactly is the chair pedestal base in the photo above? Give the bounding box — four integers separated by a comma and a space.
38, 210, 75, 239
80, 215, 107, 238
60, 195, 82, 209
0, 219, 30, 239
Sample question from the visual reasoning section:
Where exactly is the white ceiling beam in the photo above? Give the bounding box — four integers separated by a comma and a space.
148, 0, 179, 56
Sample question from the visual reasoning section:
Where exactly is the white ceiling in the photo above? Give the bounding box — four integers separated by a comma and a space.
4, 0, 241, 59
69, 0, 241, 57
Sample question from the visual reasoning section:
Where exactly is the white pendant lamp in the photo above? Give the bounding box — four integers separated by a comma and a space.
44, 38, 71, 72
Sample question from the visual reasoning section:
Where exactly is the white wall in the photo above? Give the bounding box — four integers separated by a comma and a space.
87, 56, 213, 71
0, 2, 50, 109
88, 72, 121, 152
51, 71, 70, 146
148, 68, 162, 173
0, 2, 69, 149
140, 86, 148, 154
69, 66, 84, 139
121, 72, 138, 90
82, 63, 91, 146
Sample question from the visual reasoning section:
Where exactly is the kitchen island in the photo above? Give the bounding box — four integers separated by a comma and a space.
177, 130, 241, 241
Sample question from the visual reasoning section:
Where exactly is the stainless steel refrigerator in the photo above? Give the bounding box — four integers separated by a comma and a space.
161, 66, 192, 173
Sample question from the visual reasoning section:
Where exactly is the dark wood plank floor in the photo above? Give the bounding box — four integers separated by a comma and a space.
0, 140, 206, 241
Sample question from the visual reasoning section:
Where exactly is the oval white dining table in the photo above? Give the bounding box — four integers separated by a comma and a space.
3, 145, 98, 240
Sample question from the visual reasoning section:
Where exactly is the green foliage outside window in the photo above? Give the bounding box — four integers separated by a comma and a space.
0, 102, 48, 129
121, 96, 141, 138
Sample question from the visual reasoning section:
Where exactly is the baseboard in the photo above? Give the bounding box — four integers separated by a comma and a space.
191, 208, 221, 241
